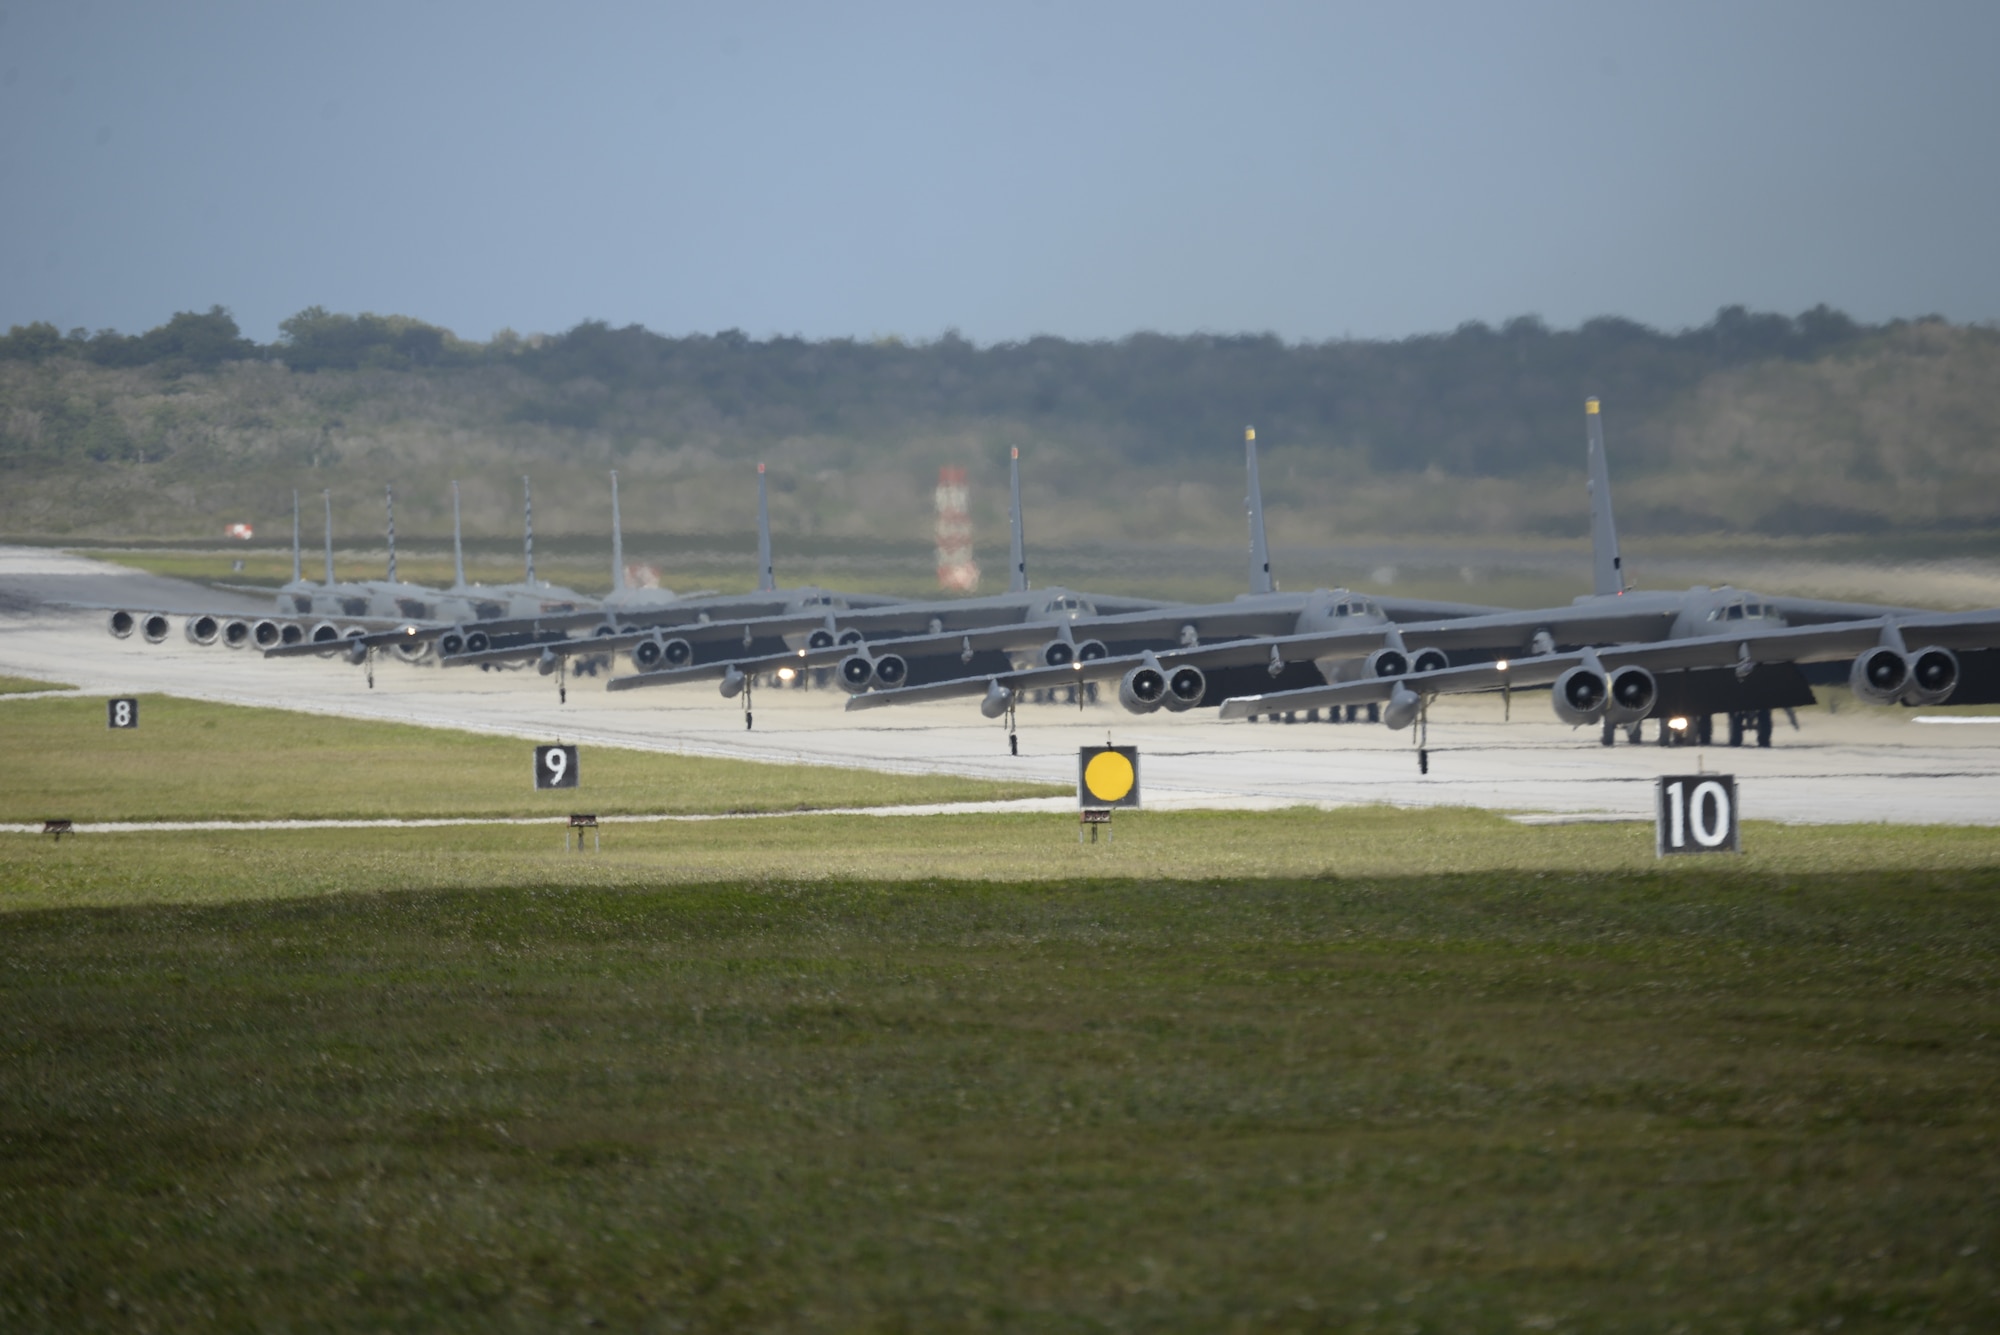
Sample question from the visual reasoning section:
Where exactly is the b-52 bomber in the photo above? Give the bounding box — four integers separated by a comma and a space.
844, 400, 1974, 750
599, 433, 1509, 739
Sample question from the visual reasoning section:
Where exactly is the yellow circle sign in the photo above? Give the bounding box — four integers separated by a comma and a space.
1083, 749, 1135, 803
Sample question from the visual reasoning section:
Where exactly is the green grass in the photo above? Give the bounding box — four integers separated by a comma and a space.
0, 675, 72, 695
0, 695, 1063, 824
1, 850, 1997, 1331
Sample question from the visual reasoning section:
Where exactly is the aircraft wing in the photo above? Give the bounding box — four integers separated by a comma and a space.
1212, 617, 1965, 718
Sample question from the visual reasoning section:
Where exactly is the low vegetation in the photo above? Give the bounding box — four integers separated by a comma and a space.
0, 675, 72, 695
1, 840, 1995, 1330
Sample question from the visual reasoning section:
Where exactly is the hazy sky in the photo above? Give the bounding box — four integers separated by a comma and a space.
3, 1, 1996, 345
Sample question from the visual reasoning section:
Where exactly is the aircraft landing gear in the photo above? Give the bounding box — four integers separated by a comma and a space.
1601, 718, 1617, 747
1756, 708, 1772, 748
743, 675, 754, 731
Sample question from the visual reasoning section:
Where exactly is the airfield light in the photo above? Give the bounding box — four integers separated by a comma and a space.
777, 667, 796, 682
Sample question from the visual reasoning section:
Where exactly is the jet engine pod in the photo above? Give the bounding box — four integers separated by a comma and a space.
439, 631, 465, 656
807, 629, 837, 651
1903, 645, 1958, 706
1849, 646, 1909, 705
719, 666, 746, 699
279, 623, 305, 646
108, 610, 136, 639
1604, 664, 1657, 726
1363, 647, 1409, 679
463, 630, 491, 654
1040, 639, 1076, 668
980, 680, 1015, 719
253, 619, 284, 649
837, 629, 865, 646
222, 619, 252, 649
391, 638, 431, 663
1118, 664, 1168, 714
1076, 640, 1109, 662
1551, 663, 1609, 725
837, 653, 877, 694
184, 614, 221, 647
1409, 647, 1449, 675
1383, 682, 1423, 731
871, 654, 909, 688
141, 614, 172, 644
1162, 664, 1207, 711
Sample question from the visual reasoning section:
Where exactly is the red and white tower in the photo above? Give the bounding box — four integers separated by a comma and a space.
934, 465, 980, 593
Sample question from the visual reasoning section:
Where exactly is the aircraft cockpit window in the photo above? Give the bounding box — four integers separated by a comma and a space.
1333, 603, 1349, 616
1726, 604, 1744, 620
1746, 603, 1763, 618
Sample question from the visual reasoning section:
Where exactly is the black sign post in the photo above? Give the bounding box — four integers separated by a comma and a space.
1656, 774, 1740, 856
107, 698, 139, 729
535, 744, 579, 790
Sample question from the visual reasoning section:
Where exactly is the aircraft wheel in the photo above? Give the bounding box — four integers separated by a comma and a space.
1600, 719, 1617, 747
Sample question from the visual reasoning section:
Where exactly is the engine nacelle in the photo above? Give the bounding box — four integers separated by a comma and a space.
183, 614, 221, 647
1551, 664, 1609, 725
837, 629, 865, 646
109, 610, 135, 639
1604, 664, 1657, 726
1409, 647, 1449, 675
1903, 646, 1958, 706
1119, 663, 1168, 714
1363, 647, 1409, 679
439, 631, 466, 656
464, 630, 491, 654
1040, 639, 1076, 667
872, 654, 909, 688
1849, 647, 1909, 705
633, 636, 693, 670
1161, 664, 1207, 711
980, 680, 1014, 719
222, 619, 252, 649
807, 629, 837, 650
1383, 683, 1422, 731
141, 614, 171, 644
837, 653, 877, 694
720, 666, 746, 699
309, 621, 342, 645
253, 619, 284, 649
391, 639, 431, 663
278, 623, 304, 646
1076, 640, 1108, 662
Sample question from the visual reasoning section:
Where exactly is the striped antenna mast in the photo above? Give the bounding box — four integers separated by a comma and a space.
385, 483, 397, 583
522, 475, 535, 583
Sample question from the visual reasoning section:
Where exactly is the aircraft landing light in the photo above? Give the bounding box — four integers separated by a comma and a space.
778, 667, 796, 682
1668, 716, 1690, 731
1496, 659, 1508, 671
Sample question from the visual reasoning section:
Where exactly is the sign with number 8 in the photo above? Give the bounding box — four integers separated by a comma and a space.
107, 698, 139, 729
534, 744, 579, 790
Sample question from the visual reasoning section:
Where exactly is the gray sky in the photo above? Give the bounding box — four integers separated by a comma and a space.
3, 0, 1995, 345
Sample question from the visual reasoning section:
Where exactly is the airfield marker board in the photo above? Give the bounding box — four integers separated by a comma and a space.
535, 744, 580, 790
107, 698, 138, 729
1078, 746, 1140, 809
1656, 775, 1740, 856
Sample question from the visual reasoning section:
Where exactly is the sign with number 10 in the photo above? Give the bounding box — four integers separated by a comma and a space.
535, 744, 579, 790
1656, 774, 1739, 856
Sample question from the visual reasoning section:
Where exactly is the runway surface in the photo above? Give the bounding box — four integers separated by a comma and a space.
3, 546, 1997, 826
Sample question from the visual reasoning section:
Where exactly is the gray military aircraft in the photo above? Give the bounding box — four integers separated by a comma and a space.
602, 432, 1507, 738
843, 400, 1958, 749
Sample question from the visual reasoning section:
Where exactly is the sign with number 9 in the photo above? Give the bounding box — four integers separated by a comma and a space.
535, 744, 579, 789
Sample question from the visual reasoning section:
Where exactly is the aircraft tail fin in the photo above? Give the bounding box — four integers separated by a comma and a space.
522, 476, 535, 583
450, 481, 467, 589
1246, 427, 1275, 594
291, 490, 301, 585
756, 464, 776, 593
610, 471, 625, 592
1008, 447, 1027, 592
1585, 398, 1626, 596
385, 484, 397, 584
322, 490, 335, 587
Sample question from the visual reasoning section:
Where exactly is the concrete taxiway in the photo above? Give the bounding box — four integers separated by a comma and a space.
3, 546, 1997, 826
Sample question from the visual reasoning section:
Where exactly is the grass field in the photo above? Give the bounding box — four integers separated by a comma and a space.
0, 674, 72, 695
3, 699, 1998, 1329
2, 838, 1997, 1331
0, 695, 1063, 824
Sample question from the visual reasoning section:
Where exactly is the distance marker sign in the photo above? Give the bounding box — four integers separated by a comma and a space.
535, 744, 580, 790
1656, 774, 1739, 856
1078, 746, 1140, 808
107, 698, 138, 729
